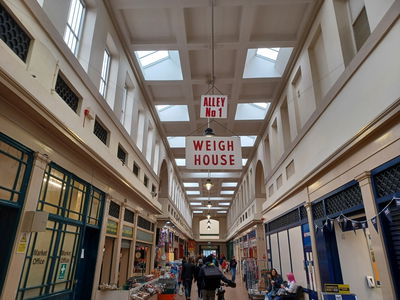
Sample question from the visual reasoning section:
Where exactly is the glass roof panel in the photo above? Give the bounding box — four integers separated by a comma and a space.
167, 136, 186, 148
155, 105, 189, 122
256, 48, 280, 61
240, 136, 257, 147
235, 103, 270, 120
175, 159, 186, 166
186, 191, 200, 195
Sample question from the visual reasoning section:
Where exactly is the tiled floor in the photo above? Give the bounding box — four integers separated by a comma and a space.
175, 271, 249, 300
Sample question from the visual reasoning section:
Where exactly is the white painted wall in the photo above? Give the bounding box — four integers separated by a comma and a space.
335, 225, 383, 299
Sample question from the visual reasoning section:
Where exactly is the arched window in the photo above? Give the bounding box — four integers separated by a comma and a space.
199, 219, 219, 240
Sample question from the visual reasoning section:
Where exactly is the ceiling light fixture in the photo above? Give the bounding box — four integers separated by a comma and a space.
207, 214, 211, 219
204, 127, 215, 137
204, 178, 214, 191
207, 201, 212, 209
207, 225, 211, 230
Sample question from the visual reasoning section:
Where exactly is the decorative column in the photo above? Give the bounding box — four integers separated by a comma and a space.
355, 172, 396, 300
305, 191, 322, 299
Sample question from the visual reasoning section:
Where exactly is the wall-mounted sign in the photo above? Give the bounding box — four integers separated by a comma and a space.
106, 219, 118, 235
122, 225, 134, 238
200, 95, 228, 119
186, 136, 242, 169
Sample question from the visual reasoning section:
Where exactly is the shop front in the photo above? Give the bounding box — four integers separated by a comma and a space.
17, 163, 105, 300
133, 242, 152, 276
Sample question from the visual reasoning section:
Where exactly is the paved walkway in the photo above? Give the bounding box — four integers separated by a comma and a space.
175, 271, 249, 300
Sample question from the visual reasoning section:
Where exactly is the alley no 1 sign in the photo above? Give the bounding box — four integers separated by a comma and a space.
200, 95, 228, 118
185, 136, 242, 169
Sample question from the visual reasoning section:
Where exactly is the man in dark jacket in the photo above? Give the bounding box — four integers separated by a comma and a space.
194, 258, 204, 300
198, 255, 236, 300
181, 257, 196, 300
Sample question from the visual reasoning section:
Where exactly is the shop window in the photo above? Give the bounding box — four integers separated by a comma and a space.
87, 188, 102, 226
0, 138, 32, 203
117, 144, 127, 165
93, 118, 109, 145
38, 166, 87, 221
124, 209, 134, 223
133, 243, 151, 275
0, 3, 31, 62
138, 216, 152, 231
55, 73, 80, 113
133, 162, 140, 177
17, 221, 81, 299
109, 201, 120, 219
18, 163, 104, 299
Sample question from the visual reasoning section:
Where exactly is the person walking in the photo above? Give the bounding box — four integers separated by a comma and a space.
182, 257, 196, 300
229, 256, 237, 282
198, 255, 236, 300
194, 258, 204, 300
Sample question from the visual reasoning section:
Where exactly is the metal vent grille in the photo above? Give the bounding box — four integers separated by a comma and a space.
312, 201, 325, 220
374, 162, 400, 199
55, 74, 79, 112
117, 145, 126, 164
124, 209, 134, 223
325, 184, 363, 215
109, 201, 120, 218
93, 119, 108, 145
0, 4, 31, 62
268, 209, 300, 232
300, 206, 307, 220
133, 162, 140, 176
138, 216, 152, 231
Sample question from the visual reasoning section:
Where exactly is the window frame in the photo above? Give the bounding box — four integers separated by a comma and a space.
99, 48, 111, 98
63, 0, 86, 56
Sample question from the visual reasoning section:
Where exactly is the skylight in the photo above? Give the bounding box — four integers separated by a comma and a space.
175, 159, 186, 166
242, 159, 248, 166
183, 182, 199, 188
256, 48, 280, 61
186, 191, 200, 195
155, 105, 189, 122
167, 136, 186, 148
134, 50, 183, 81
190, 197, 231, 201
235, 103, 270, 120
240, 136, 257, 147
136, 51, 169, 68
221, 182, 237, 188
190, 202, 202, 206
243, 48, 293, 79
219, 203, 231, 206
221, 191, 235, 195
217, 211, 227, 214
183, 172, 241, 178
193, 211, 203, 214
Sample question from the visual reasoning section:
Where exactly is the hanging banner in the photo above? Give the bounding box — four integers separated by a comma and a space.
200, 95, 228, 119
185, 136, 242, 169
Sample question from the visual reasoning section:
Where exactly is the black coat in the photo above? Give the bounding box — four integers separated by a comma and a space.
198, 264, 232, 291
181, 262, 196, 282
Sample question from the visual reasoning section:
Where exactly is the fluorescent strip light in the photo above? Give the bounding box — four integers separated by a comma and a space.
221, 191, 235, 195
183, 182, 199, 188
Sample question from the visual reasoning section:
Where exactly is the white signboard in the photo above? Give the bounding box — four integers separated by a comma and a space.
186, 136, 242, 169
200, 95, 228, 119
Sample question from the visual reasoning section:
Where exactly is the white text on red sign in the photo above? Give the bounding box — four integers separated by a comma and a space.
200, 95, 228, 119
185, 136, 242, 170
